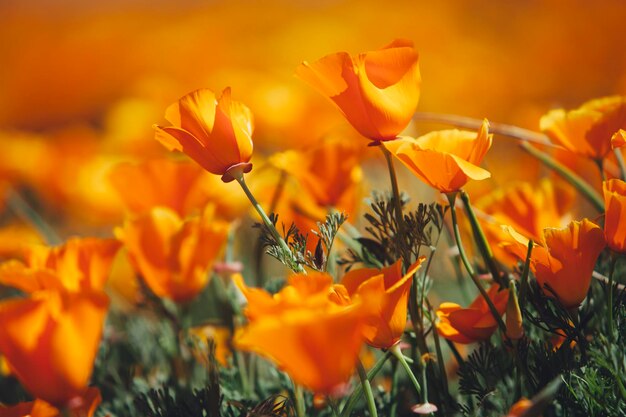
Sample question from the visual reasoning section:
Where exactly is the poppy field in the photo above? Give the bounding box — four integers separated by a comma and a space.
0, 2, 625, 417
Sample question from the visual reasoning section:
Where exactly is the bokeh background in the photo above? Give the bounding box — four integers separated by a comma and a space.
0, 0, 625, 236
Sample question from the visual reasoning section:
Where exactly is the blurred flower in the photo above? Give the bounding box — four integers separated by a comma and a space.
189, 324, 232, 367
116, 205, 229, 302
474, 179, 574, 266
154, 88, 254, 181
502, 219, 605, 308
384, 119, 492, 193
505, 398, 533, 417
296, 39, 420, 142
603, 179, 626, 253
234, 272, 371, 394
0, 290, 108, 406
0, 387, 101, 417
333, 258, 424, 348
0, 237, 121, 293
0, 222, 43, 261
109, 158, 248, 221
0, 238, 116, 405
436, 284, 509, 344
612, 129, 626, 148
540, 96, 626, 160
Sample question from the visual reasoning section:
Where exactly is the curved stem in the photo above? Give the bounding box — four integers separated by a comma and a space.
520, 142, 604, 212
460, 191, 504, 287
341, 352, 391, 417
236, 176, 305, 273
614, 148, 626, 181
390, 343, 421, 395
356, 359, 378, 417
446, 193, 507, 334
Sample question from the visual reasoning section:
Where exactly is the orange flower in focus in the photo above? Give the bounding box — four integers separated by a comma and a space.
384, 119, 492, 193
296, 39, 420, 141
109, 159, 248, 221
0, 387, 101, 417
154, 88, 254, 181
436, 284, 509, 344
540, 96, 626, 159
502, 219, 605, 308
234, 272, 370, 394
603, 179, 626, 253
116, 206, 229, 302
335, 258, 424, 348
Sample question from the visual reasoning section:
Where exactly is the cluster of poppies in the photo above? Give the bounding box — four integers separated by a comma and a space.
0, 39, 624, 417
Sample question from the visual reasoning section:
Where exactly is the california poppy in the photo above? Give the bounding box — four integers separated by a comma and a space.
603, 179, 626, 253
334, 258, 424, 348
502, 219, 605, 308
296, 39, 420, 142
0, 387, 101, 417
154, 88, 254, 181
234, 272, 371, 394
540, 95, 626, 160
0, 290, 108, 406
109, 158, 249, 221
383, 119, 492, 193
116, 205, 229, 302
436, 284, 509, 344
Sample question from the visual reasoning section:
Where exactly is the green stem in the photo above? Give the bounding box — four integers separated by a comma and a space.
5, 189, 61, 245
614, 148, 626, 181
293, 383, 306, 417
341, 352, 391, 417
446, 193, 507, 334
381, 146, 409, 264
520, 142, 604, 212
356, 359, 378, 417
460, 191, 505, 287
608, 253, 618, 338
235, 351, 251, 397
390, 344, 421, 395
389, 358, 399, 417
328, 397, 341, 417
595, 159, 607, 181
426, 300, 450, 402
518, 240, 534, 306
236, 176, 305, 273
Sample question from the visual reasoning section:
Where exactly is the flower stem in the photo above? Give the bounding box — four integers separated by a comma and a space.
236, 176, 305, 273
341, 352, 391, 417
607, 253, 618, 338
460, 191, 505, 287
446, 193, 507, 334
518, 240, 534, 306
5, 188, 61, 245
614, 148, 626, 181
380, 146, 409, 264
356, 359, 378, 417
293, 383, 306, 417
390, 343, 421, 395
520, 142, 604, 212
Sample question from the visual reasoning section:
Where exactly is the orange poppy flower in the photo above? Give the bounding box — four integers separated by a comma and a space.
334, 258, 424, 348
234, 272, 371, 394
603, 179, 626, 253
540, 96, 626, 159
0, 387, 101, 417
116, 205, 229, 302
502, 219, 605, 308
296, 39, 420, 141
0, 290, 108, 406
474, 179, 574, 266
154, 87, 254, 181
505, 398, 533, 417
383, 119, 492, 193
612, 129, 626, 149
109, 158, 248, 221
436, 284, 509, 344
0, 237, 121, 293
